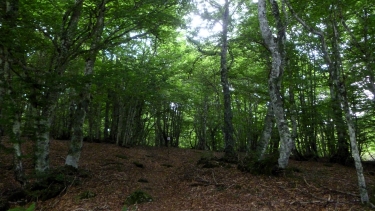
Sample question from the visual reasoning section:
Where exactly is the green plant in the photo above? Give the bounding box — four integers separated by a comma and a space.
8, 202, 35, 211
77, 190, 96, 200
124, 190, 152, 206
122, 204, 138, 211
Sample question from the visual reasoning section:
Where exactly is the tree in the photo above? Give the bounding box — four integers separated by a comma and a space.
65, 0, 106, 168
0, 0, 27, 186
257, 0, 293, 169
286, 0, 370, 204
220, 0, 236, 161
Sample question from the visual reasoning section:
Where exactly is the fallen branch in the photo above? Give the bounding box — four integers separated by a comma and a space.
303, 176, 319, 190
212, 170, 218, 185
318, 185, 360, 198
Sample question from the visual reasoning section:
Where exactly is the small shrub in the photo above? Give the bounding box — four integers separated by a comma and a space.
197, 155, 220, 168
238, 153, 279, 176
124, 190, 153, 206
78, 190, 96, 200
8, 202, 35, 211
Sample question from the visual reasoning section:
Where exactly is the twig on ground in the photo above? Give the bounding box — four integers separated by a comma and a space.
319, 185, 359, 197
212, 170, 218, 185
63, 176, 77, 197
303, 176, 319, 190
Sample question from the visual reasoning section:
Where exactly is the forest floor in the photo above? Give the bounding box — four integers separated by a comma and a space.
1, 139, 375, 211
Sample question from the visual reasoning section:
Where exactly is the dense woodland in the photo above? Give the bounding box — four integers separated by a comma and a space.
1, 0, 375, 209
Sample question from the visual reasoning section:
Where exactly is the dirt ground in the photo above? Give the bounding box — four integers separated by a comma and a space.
1, 139, 374, 211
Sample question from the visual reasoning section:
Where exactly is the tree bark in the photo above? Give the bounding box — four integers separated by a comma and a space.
221, 0, 236, 161
34, 105, 55, 174
258, 0, 293, 169
257, 103, 274, 160
65, 0, 106, 168
11, 112, 27, 186
1, 0, 26, 184
331, 19, 369, 204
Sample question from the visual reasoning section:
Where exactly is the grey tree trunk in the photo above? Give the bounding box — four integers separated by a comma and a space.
329, 78, 350, 163
34, 106, 55, 174
1, 0, 27, 184
331, 20, 369, 204
337, 75, 369, 203
104, 97, 110, 141
11, 112, 27, 186
257, 103, 274, 160
221, 0, 236, 160
196, 96, 208, 150
286, 0, 369, 203
65, 0, 105, 168
258, 0, 293, 169
122, 101, 137, 146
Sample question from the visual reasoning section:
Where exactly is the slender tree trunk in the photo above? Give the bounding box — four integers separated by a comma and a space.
104, 96, 110, 141
258, 0, 293, 169
331, 19, 369, 203
257, 103, 274, 160
196, 96, 208, 150
329, 81, 350, 163
65, 0, 105, 168
11, 112, 27, 186
286, 0, 369, 203
221, 0, 236, 161
1, 0, 27, 184
122, 100, 137, 146
338, 79, 369, 203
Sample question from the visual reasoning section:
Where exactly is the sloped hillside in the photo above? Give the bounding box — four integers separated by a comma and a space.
1, 140, 374, 211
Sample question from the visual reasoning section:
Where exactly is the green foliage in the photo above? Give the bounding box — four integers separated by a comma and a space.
124, 190, 153, 206
197, 154, 220, 168
77, 191, 96, 200
238, 153, 279, 176
7, 203, 35, 211
21, 166, 89, 202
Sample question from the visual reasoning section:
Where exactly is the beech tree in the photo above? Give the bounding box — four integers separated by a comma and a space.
286, 0, 370, 203
257, 0, 293, 169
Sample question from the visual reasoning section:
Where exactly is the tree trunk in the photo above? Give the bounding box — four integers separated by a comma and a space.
339, 81, 369, 203
258, 0, 293, 169
65, 0, 105, 168
0, 0, 26, 185
104, 96, 110, 141
11, 112, 27, 187
331, 19, 369, 203
286, 0, 369, 203
329, 82, 350, 164
65, 96, 89, 168
34, 105, 55, 174
221, 0, 236, 161
257, 103, 274, 160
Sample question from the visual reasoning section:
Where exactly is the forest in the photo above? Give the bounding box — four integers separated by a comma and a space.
0, 0, 375, 210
